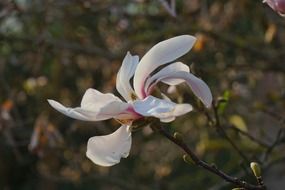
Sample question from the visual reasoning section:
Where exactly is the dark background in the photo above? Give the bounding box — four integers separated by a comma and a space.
0, 0, 284, 189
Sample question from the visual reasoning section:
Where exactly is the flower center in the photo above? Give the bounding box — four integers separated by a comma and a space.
115, 119, 133, 125
130, 93, 138, 101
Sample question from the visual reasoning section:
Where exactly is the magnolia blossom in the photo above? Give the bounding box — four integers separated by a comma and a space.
48, 35, 212, 167
263, 0, 285, 16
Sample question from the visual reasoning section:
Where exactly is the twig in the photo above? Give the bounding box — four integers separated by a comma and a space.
227, 125, 270, 148
153, 125, 266, 190
262, 129, 284, 161
264, 156, 285, 171
212, 102, 250, 164
2, 125, 23, 163
261, 108, 285, 127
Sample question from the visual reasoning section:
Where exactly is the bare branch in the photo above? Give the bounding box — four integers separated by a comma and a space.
153, 125, 266, 190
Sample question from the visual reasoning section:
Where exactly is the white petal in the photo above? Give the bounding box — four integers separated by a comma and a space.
48, 99, 99, 121
81, 88, 122, 109
173, 104, 193, 116
86, 125, 132, 167
159, 63, 190, 85
133, 35, 196, 99
144, 62, 189, 94
167, 85, 177, 94
147, 71, 212, 108
156, 104, 193, 123
116, 52, 139, 101
133, 96, 175, 117
160, 116, 176, 123
133, 96, 192, 122
48, 89, 133, 121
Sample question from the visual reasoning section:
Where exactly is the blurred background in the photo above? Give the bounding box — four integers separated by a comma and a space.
0, 0, 285, 189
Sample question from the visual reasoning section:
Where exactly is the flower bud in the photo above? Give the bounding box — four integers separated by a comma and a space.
263, 0, 285, 16
183, 154, 195, 165
174, 132, 183, 141
250, 162, 262, 178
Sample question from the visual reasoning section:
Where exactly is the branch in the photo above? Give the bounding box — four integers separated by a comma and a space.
154, 125, 266, 190
262, 128, 284, 162
212, 102, 250, 164
261, 108, 285, 127
227, 125, 270, 148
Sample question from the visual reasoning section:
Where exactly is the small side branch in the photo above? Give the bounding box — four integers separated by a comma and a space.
154, 125, 266, 190
212, 102, 250, 164
227, 125, 270, 148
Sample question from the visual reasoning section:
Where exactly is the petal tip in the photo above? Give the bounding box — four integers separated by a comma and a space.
205, 99, 213, 109
86, 150, 116, 167
85, 126, 132, 167
47, 99, 58, 108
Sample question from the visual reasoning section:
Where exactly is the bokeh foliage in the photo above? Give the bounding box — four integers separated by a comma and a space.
0, 0, 284, 189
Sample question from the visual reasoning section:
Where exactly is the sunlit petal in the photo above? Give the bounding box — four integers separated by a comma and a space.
133, 96, 192, 122
48, 99, 99, 121
264, 0, 285, 16
133, 96, 176, 117
81, 88, 122, 110
116, 52, 139, 101
173, 104, 193, 116
86, 125, 132, 167
48, 89, 133, 121
147, 71, 212, 108
153, 103, 192, 123
144, 62, 189, 94
133, 35, 196, 99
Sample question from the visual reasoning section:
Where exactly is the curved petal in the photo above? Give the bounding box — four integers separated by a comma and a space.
86, 125, 132, 167
116, 52, 139, 102
81, 88, 122, 109
160, 116, 176, 123
147, 71, 212, 108
133, 35, 196, 99
173, 104, 193, 116
264, 0, 276, 10
133, 96, 175, 117
48, 89, 134, 121
48, 99, 99, 121
158, 103, 193, 123
133, 96, 192, 123
264, 0, 285, 16
144, 62, 189, 94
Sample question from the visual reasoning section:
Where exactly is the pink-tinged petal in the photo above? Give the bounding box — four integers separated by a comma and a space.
264, 0, 276, 9
133, 35, 196, 99
116, 52, 139, 101
264, 0, 285, 16
86, 125, 132, 167
148, 71, 212, 108
144, 62, 189, 95
133, 96, 192, 123
48, 89, 134, 121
